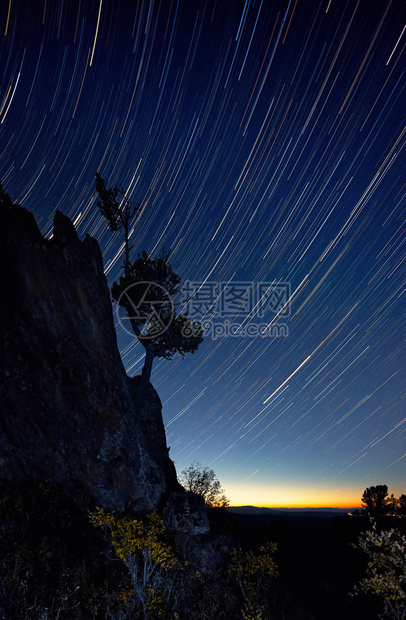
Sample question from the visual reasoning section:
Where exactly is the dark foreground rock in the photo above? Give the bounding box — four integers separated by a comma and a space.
0, 192, 181, 512
164, 492, 219, 572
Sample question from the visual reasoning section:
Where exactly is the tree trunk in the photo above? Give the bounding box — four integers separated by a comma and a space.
128, 318, 155, 411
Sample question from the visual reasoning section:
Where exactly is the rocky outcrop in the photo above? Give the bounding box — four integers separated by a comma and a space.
164, 492, 217, 573
0, 192, 181, 512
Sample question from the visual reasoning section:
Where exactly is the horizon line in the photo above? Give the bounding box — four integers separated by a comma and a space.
228, 504, 361, 509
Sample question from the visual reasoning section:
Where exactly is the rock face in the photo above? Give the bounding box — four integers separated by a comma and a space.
0, 193, 181, 512
164, 492, 217, 573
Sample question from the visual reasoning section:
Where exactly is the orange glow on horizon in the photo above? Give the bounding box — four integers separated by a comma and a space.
224, 482, 366, 510
229, 502, 360, 509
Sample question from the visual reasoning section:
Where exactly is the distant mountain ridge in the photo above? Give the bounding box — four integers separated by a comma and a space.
228, 505, 356, 515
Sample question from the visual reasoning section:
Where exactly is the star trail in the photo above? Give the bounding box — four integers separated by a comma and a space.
0, 0, 404, 507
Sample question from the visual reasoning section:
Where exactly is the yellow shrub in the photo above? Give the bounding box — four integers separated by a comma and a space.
90, 508, 178, 618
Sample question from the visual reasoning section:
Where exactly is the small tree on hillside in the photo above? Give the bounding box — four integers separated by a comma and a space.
180, 463, 229, 508
361, 485, 390, 515
388, 494, 399, 516
398, 494, 406, 515
95, 174, 203, 409
95, 172, 139, 277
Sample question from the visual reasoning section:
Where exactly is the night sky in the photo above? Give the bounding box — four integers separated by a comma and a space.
1, 0, 405, 507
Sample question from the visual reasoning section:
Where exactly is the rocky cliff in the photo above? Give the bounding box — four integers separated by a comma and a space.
0, 190, 181, 512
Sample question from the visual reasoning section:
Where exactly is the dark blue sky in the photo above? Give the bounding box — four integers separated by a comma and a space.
1, 0, 404, 506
